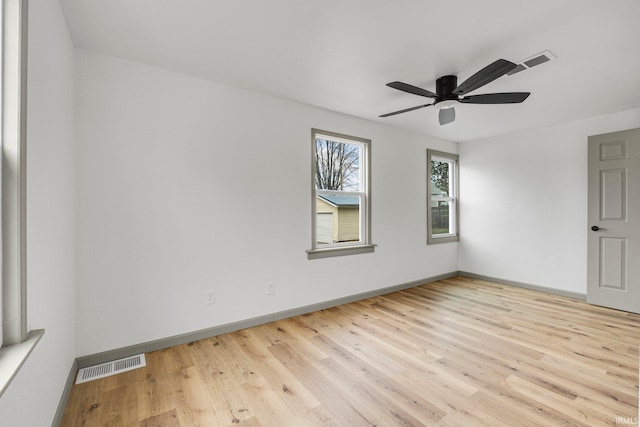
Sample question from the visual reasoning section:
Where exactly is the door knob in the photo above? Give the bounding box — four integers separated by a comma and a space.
591, 225, 606, 231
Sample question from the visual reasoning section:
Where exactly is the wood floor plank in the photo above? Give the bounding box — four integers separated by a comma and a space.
311, 332, 447, 424
137, 350, 178, 420
61, 381, 102, 426
187, 338, 256, 424
95, 383, 139, 426
61, 277, 640, 426
139, 409, 180, 427
268, 341, 379, 426
504, 375, 612, 427
171, 365, 220, 426
230, 328, 323, 416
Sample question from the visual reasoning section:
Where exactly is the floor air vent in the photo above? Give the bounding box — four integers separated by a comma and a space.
76, 353, 146, 384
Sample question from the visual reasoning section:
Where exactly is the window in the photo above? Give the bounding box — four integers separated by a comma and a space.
0, 0, 43, 398
307, 129, 374, 259
427, 150, 459, 244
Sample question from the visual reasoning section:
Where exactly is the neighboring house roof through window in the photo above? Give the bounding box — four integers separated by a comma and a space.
317, 195, 360, 207
430, 182, 448, 197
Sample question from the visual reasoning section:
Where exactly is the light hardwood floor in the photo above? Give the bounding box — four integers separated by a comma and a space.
61, 276, 640, 426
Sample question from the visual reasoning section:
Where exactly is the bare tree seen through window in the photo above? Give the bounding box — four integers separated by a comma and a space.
315, 138, 360, 191
431, 160, 450, 195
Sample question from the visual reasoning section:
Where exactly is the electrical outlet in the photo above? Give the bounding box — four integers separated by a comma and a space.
206, 290, 215, 305
266, 282, 275, 296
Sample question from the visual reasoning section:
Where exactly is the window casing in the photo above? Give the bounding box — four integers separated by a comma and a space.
308, 129, 374, 259
0, 0, 43, 399
427, 150, 459, 244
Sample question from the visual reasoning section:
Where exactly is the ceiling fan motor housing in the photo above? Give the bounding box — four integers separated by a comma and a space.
436, 75, 458, 100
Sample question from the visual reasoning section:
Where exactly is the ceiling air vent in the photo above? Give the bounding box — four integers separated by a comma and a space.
507, 50, 556, 75
507, 64, 527, 75
75, 353, 146, 384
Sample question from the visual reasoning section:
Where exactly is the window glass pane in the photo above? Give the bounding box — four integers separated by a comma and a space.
315, 138, 360, 191
430, 160, 450, 197
431, 200, 451, 235
315, 194, 361, 246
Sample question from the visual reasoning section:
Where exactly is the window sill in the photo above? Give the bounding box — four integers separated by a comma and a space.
427, 235, 459, 245
0, 329, 44, 398
307, 244, 376, 260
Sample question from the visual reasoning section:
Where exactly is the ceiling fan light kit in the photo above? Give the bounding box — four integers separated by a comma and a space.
380, 58, 531, 125
436, 100, 456, 110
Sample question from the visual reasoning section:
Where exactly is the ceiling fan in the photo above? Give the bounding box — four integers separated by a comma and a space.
379, 59, 530, 125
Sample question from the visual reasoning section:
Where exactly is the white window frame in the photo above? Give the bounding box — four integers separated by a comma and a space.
0, 0, 44, 398
307, 129, 374, 259
427, 149, 459, 245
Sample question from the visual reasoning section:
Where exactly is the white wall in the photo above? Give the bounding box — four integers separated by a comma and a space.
0, 0, 76, 425
74, 50, 459, 357
459, 108, 640, 294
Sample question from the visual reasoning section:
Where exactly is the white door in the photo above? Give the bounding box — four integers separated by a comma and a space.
316, 213, 334, 244
587, 128, 640, 314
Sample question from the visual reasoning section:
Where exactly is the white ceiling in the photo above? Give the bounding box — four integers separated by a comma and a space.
59, 0, 640, 142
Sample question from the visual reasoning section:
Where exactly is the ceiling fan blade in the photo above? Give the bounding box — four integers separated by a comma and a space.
453, 59, 517, 95
379, 103, 433, 117
439, 107, 455, 125
459, 92, 530, 104
386, 81, 437, 99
